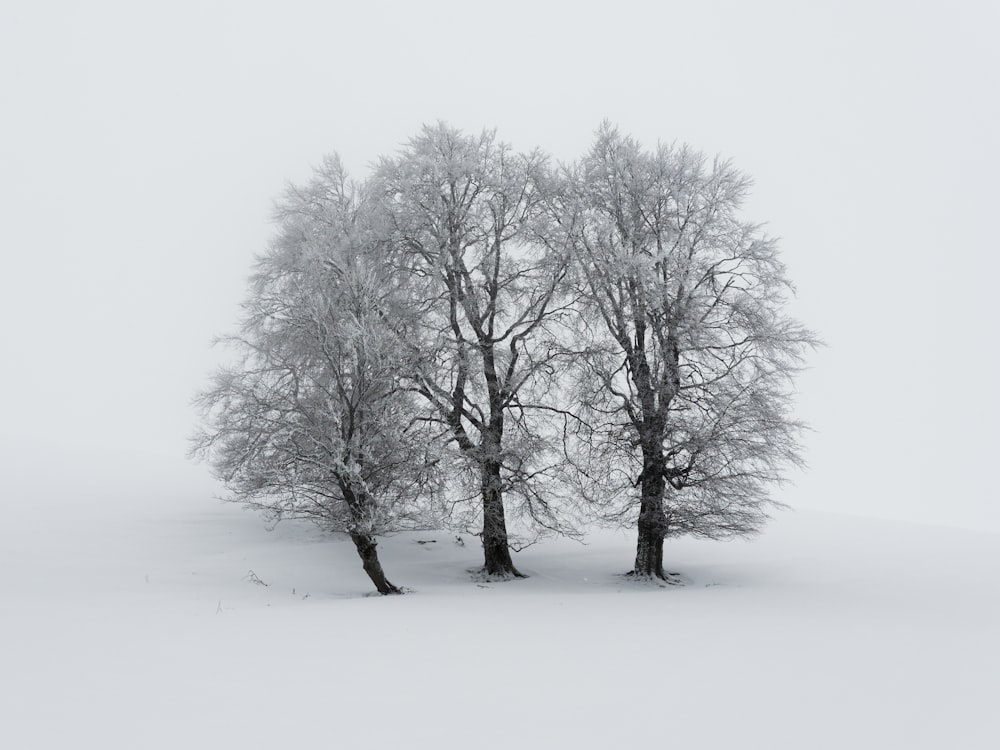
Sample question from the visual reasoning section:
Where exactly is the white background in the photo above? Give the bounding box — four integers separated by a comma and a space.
2, 0, 997, 529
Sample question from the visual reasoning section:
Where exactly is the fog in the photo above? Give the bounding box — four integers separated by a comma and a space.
2, 0, 997, 529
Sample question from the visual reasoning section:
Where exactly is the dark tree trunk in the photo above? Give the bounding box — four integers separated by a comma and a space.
481, 459, 524, 579
632, 450, 668, 579
349, 532, 402, 595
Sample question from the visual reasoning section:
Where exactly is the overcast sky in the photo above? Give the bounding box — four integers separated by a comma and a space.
2, 1, 997, 529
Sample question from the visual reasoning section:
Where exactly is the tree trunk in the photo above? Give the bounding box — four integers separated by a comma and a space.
632, 451, 668, 579
481, 459, 524, 579
349, 532, 402, 595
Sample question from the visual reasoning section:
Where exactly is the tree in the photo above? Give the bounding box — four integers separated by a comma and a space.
556, 124, 817, 579
371, 124, 572, 579
193, 157, 442, 595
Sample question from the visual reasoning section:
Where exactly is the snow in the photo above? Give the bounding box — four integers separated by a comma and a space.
3, 485, 998, 749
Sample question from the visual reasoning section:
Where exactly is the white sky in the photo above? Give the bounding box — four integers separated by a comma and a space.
2, 0, 997, 529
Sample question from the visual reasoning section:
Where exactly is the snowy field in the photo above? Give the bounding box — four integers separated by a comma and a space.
3, 479, 998, 749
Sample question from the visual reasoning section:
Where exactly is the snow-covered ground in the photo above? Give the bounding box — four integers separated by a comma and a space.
3, 481, 998, 749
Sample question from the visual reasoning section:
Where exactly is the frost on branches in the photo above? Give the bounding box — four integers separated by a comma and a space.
371, 125, 575, 579
193, 157, 443, 594
553, 124, 818, 579
194, 124, 817, 589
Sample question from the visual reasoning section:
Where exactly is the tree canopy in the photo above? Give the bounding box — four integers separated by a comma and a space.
194, 123, 817, 591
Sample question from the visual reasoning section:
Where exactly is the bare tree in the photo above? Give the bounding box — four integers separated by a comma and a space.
371, 124, 572, 579
555, 124, 818, 579
193, 157, 442, 595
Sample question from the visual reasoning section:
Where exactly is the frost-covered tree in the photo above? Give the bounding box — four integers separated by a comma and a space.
195, 124, 817, 589
555, 124, 817, 579
371, 124, 572, 579
193, 157, 442, 594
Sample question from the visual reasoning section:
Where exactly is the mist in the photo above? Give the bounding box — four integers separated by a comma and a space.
2, 0, 997, 529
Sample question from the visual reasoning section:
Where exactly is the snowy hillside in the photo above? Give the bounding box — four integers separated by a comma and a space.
2, 485, 997, 750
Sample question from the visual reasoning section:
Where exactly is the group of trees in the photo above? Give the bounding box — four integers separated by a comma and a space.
193, 123, 816, 594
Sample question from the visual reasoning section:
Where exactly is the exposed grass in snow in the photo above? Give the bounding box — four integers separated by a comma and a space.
2, 487, 998, 749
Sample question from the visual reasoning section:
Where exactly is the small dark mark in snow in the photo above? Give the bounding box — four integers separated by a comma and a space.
245, 570, 269, 586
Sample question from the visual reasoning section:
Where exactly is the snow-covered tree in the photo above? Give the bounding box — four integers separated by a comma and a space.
195, 123, 818, 589
371, 124, 573, 578
193, 157, 442, 594
555, 124, 818, 579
